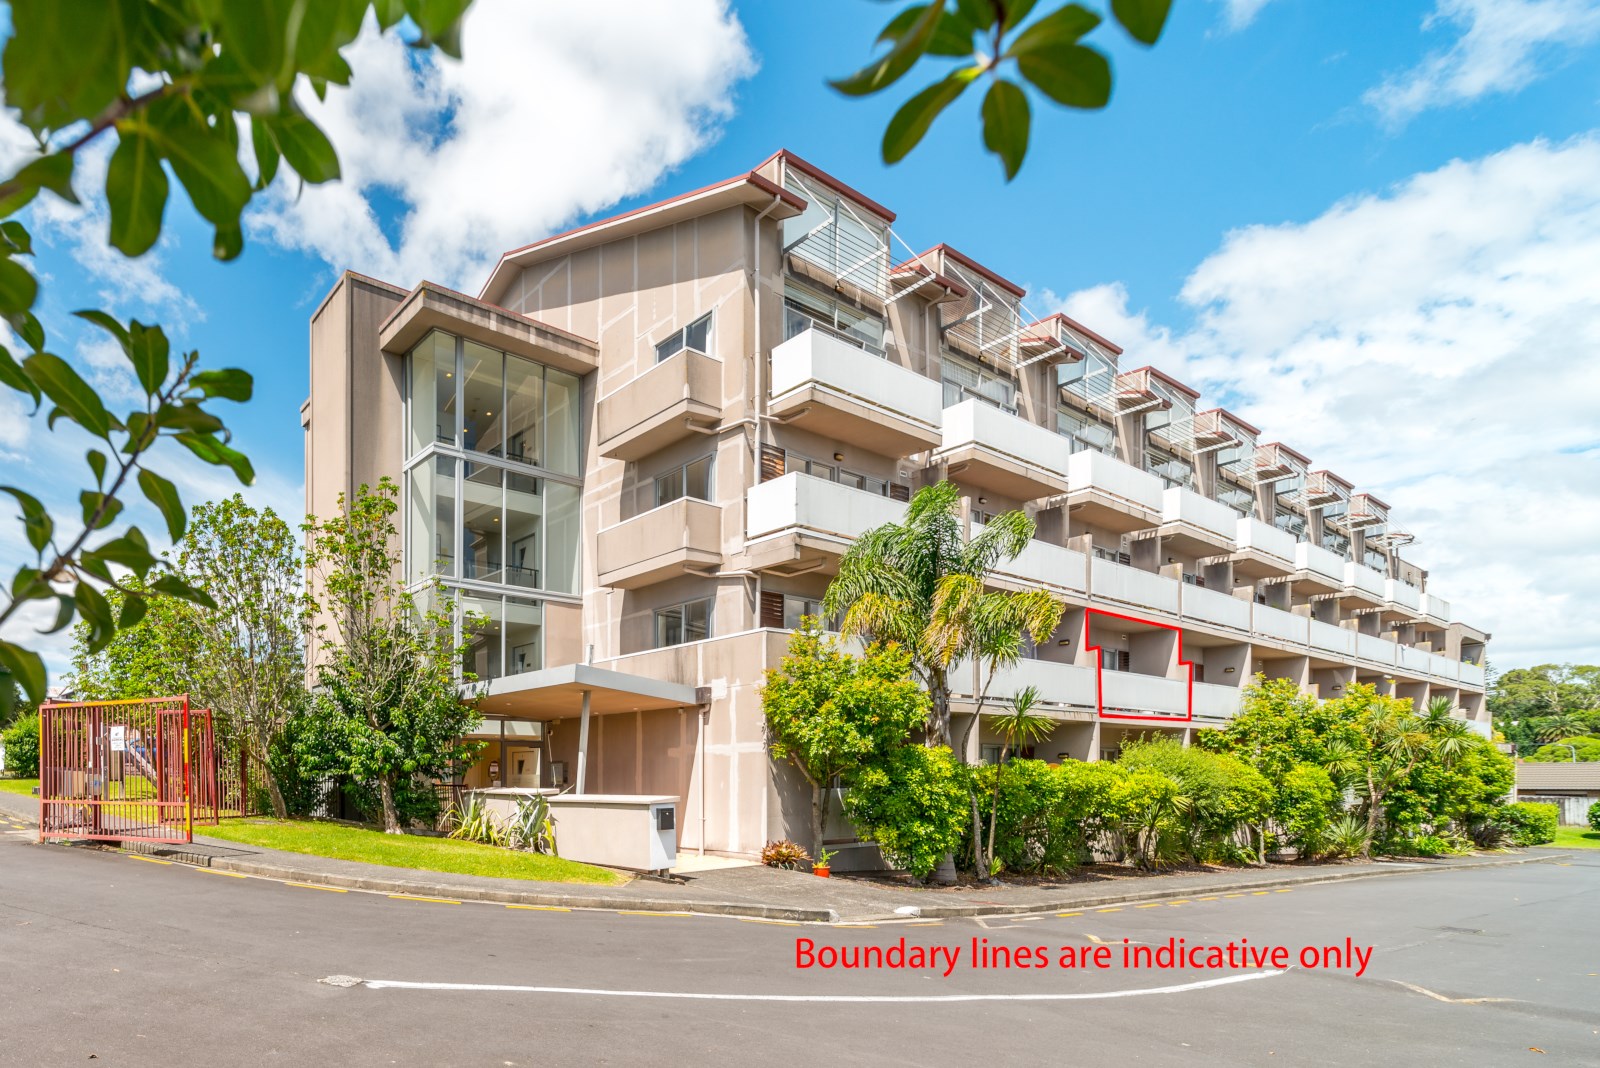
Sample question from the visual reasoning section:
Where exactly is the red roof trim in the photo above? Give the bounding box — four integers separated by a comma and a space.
1352, 492, 1392, 511
1311, 468, 1354, 489
1262, 440, 1311, 465
890, 260, 969, 299
1123, 364, 1201, 400
1196, 406, 1262, 436
1029, 312, 1124, 356
761, 149, 896, 223
918, 244, 1027, 298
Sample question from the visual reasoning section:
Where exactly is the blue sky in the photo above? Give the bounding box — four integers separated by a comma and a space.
5, 0, 1600, 673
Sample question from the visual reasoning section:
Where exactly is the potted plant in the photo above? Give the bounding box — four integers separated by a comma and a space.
813, 847, 836, 878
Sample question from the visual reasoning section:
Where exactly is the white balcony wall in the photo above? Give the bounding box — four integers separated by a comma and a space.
1356, 632, 1395, 666
1460, 661, 1486, 689
770, 328, 943, 429
1384, 579, 1421, 612
975, 523, 1088, 594
1252, 604, 1310, 646
1309, 619, 1355, 657
1295, 542, 1344, 583
970, 658, 1096, 707
941, 398, 1073, 476
1345, 562, 1386, 598
1181, 584, 1251, 631
1397, 644, 1431, 675
1236, 517, 1296, 564
745, 472, 904, 541
1420, 593, 1452, 622
1067, 450, 1164, 513
1089, 557, 1181, 616
1163, 487, 1238, 541
1193, 682, 1244, 720
1100, 671, 1189, 717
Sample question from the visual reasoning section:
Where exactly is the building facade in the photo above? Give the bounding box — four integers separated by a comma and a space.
305, 150, 1491, 865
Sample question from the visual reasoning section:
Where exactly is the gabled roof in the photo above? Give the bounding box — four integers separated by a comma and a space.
1196, 406, 1261, 436
1028, 312, 1123, 355
919, 244, 1027, 298
760, 148, 897, 223
1122, 364, 1201, 400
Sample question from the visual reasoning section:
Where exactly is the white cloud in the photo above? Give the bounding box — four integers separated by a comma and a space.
1216, 0, 1280, 31
1044, 137, 1600, 668
247, 0, 756, 292
1366, 0, 1600, 125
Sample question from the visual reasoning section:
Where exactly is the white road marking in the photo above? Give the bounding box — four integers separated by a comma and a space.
1390, 981, 1516, 1005
327, 970, 1285, 1002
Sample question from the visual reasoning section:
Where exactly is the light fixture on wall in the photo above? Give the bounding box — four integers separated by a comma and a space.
1224, 666, 1236, 674
833, 452, 844, 462
977, 496, 988, 505
1058, 639, 1071, 646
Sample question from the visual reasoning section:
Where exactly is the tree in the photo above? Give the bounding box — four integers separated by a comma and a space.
977, 684, 1055, 877
301, 479, 481, 833
761, 620, 930, 859
832, 0, 1175, 178
1527, 737, 1600, 763
844, 744, 972, 881
824, 481, 1062, 749
68, 579, 197, 700
1489, 664, 1600, 751
175, 496, 310, 819
0, 1, 476, 714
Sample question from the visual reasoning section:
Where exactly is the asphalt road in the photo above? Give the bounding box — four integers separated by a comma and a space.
2, 825, 1597, 1067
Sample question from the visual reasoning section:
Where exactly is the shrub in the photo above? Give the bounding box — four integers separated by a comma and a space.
447, 793, 503, 846
1396, 833, 1460, 857
1110, 766, 1185, 869
1323, 814, 1372, 859
1493, 802, 1557, 846
2, 712, 39, 778
1278, 763, 1338, 857
1119, 738, 1274, 863
1589, 801, 1600, 833
844, 745, 970, 880
761, 839, 812, 870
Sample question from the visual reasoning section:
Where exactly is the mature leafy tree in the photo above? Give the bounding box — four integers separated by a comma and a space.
1490, 664, 1600, 751
301, 479, 481, 833
2, 711, 40, 777
0, 0, 475, 713
824, 480, 1062, 749
68, 579, 198, 700
761, 620, 930, 859
833, 0, 1175, 177
1527, 737, 1600, 763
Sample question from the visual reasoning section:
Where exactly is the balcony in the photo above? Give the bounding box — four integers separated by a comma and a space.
960, 658, 1095, 711
744, 472, 905, 574
1180, 583, 1251, 632
768, 328, 943, 457
1309, 619, 1355, 658
1089, 557, 1180, 616
1252, 604, 1310, 646
975, 523, 1088, 595
1065, 450, 1163, 533
1232, 517, 1297, 580
1193, 682, 1244, 721
1100, 671, 1189, 719
1355, 631, 1396, 667
1420, 592, 1451, 625
1382, 578, 1422, 619
936, 398, 1072, 501
1396, 644, 1431, 676
1292, 542, 1345, 594
1159, 487, 1240, 555
1428, 652, 1459, 683
597, 349, 721, 461
1460, 660, 1486, 690
1342, 562, 1387, 606
597, 498, 723, 589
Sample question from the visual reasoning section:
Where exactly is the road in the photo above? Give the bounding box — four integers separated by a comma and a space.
2, 825, 1597, 1067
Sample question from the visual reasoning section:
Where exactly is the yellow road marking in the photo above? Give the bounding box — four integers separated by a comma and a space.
907, 921, 943, 926
1135, 903, 1165, 909
1168, 899, 1191, 906
286, 881, 346, 892
1057, 912, 1082, 918
1223, 893, 1244, 898
195, 867, 246, 878
129, 855, 172, 865
1095, 907, 1123, 913
739, 917, 801, 926
1251, 891, 1270, 896
617, 910, 691, 916
1274, 888, 1293, 893
389, 894, 461, 905
1197, 896, 1218, 902
505, 904, 568, 912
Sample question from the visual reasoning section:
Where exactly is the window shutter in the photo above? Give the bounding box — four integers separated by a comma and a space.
1192, 664, 1205, 683
759, 591, 784, 629
1117, 551, 1131, 567
1117, 650, 1131, 672
760, 444, 786, 482
888, 483, 910, 502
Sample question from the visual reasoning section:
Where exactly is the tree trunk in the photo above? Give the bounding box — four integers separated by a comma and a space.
812, 783, 827, 863
377, 776, 402, 834
1362, 770, 1382, 857
265, 772, 288, 821
927, 674, 951, 748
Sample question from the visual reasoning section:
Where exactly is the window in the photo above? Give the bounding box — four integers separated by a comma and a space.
1101, 648, 1130, 672
780, 175, 889, 293
971, 509, 997, 525
655, 455, 715, 507
1145, 446, 1193, 489
654, 598, 712, 648
782, 283, 886, 355
1182, 572, 1206, 588
1057, 407, 1115, 454
1094, 545, 1132, 566
655, 313, 713, 363
942, 352, 1016, 413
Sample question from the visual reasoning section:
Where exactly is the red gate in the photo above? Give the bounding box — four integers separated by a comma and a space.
38, 696, 220, 844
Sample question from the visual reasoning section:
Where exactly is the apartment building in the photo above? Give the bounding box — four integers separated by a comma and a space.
304, 149, 1491, 864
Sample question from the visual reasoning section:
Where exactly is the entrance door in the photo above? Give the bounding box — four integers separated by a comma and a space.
507, 747, 540, 788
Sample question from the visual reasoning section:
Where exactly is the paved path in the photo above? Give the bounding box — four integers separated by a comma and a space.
3, 805, 1597, 1066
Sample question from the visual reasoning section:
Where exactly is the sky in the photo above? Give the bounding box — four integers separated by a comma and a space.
2, 0, 1598, 678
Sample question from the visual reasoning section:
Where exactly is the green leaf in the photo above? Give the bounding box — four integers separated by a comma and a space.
831, 2, 948, 97
154, 402, 225, 435
268, 111, 341, 184
882, 68, 981, 165
138, 468, 187, 542
189, 367, 254, 402
0, 344, 41, 408
80, 490, 124, 530
981, 80, 1032, 180
0, 255, 39, 316
175, 431, 255, 485
145, 98, 252, 235
42, 594, 76, 634
217, 0, 288, 90
106, 129, 170, 257
148, 572, 217, 611
75, 308, 131, 348
118, 593, 148, 629
22, 352, 112, 437
954, 0, 996, 30
126, 320, 171, 395
1, 485, 52, 551
0, 640, 47, 705
1000, 0, 1044, 32
89, 528, 158, 576
1006, 3, 1101, 56
75, 582, 117, 652
880, 6, 977, 57
87, 448, 108, 487
0, 220, 33, 255
0, 152, 78, 218
13, 309, 45, 352
1111, 0, 1173, 45
1016, 44, 1112, 108
250, 116, 281, 190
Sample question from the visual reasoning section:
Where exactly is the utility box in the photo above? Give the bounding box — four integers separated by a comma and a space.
545, 794, 678, 873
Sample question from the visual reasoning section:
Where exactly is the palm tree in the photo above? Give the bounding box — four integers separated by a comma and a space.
1421, 695, 1474, 766
1534, 713, 1585, 744
824, 481, 1063, 749
979, 685, 1055, 878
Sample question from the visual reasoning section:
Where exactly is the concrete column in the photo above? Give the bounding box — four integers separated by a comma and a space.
575, 690, 592, 795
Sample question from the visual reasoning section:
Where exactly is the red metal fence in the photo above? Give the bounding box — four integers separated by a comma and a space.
38, 696, 220, 844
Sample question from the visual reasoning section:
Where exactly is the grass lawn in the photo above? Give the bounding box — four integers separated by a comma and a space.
0, 778, 38, 795
1552, 825, 1600, 850
206, 818, 626, 885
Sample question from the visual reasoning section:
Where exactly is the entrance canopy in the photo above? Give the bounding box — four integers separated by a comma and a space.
472, 663, 701, 720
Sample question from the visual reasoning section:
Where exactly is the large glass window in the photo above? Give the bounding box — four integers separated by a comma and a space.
544, 368, 581, 476
462, 341, 504, 457
505, 472, 541, 590
457, 593, 543, 682
408, 455, 456, 584
504, 356, 542, 466
409, 331, 456, 453
461, 464, 503, 582
544, 481, 581, 595
783, 282, 885, 355
942, 352, 1016, 413
654, 598, 712, 648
